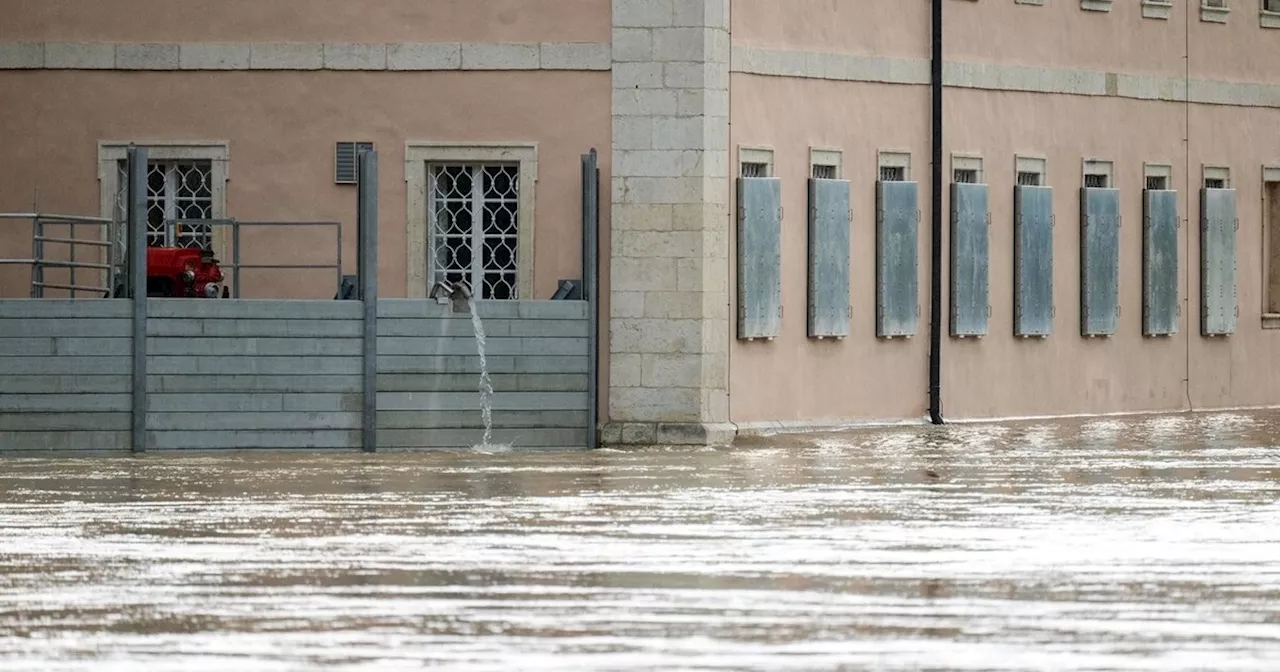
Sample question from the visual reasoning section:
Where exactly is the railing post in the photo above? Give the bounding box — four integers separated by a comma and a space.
357, 148, 379, 453
582, 148, 600, 449
29, 216, 41, 298
127, 145, 149, 454
232, 219, 241, 298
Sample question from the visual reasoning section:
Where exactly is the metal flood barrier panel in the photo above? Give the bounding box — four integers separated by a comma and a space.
1080, 188, 1121, 337
950, 183, 990, 337
1201, 188, 1238, 336
1014, 185, 1055, 337
807, 178, 852, 339
737, 177, 783, 340
1143, 189, 1180, 337
876, 180, 920, 338
0, 298, 592, 453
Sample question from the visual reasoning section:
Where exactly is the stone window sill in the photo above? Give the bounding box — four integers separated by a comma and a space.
1263, 313, 1280, 329
1081, 0, 1113, 10
1263, 10, 1280, 28
1201, 5, 1230, 23
1143, 0, 1173, 19
1015, 0, 1045, 6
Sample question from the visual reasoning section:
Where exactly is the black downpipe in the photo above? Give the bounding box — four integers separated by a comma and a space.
928, 0, 945, 425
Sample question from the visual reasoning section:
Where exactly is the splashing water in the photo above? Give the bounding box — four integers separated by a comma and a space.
465, 296, 509, 452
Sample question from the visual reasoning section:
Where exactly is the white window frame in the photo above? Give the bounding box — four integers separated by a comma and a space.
1203, 164, 1232, 189
1144, 163, 1174, 190
951, 153, 985, 185
1262, 0, 1280, 27
1143, 0, 1174, 19
97, 141, 230, 258
738, 146, 775, 178
1082, 159, 1115, 189
405, 142, 538, 299
878, 150, 912, 182
1016, 154, 1048, 187
810, 147, 843, 180
1201, 0, 1230, 23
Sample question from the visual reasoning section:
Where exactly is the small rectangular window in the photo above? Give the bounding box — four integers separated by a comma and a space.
878, 151, 911, 183
1084, 174, 1109, 189
1082, 159, 1114, 189
880, 166, 905, 182
951, 154, 983, 185
429, 163, 521, 300
812, 164, 837, 180
1017, 171, 1042, 187
742, 162, 769, 178
954, 169, 979, 184
1204, 165, 1230, 189
739, 147, 774, 178
1146, 175, 1169, 190
1265, 173, 1280, 315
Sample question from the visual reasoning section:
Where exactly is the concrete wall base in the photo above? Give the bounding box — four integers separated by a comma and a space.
601, 421, 738, 447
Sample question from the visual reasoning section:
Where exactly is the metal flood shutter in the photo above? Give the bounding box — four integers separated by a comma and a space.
737, 177, 783, 340
876, 180, 919, 338
1201, 187, 1238, 336
1080, 187, 1121, 337
807, 178, 851, 339
1143, 189, 1179, 336
950, 182, 990, 337
1014, 185, 1054, 337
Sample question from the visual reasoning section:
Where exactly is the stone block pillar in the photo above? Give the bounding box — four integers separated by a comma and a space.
604, 0, 735, 446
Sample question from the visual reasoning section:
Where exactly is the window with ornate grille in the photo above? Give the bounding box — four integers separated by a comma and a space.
812, 164, 838, 180
1017, 171, 1043, 187
880, 166, 906, 182
115, 160, 214, 249
1146, 175, 1169, 190
741, 162, 769, 178
1084, 173, 1110, 189
953, 168, 979, 184
1205, 177, 1226, 189
429, 163, 520, 300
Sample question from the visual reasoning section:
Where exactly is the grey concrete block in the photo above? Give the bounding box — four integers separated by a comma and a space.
148, 319, 362, 338
4, 375, 131, 394
377, 355, 587, 375
147, 337, 362, 357
377, 391, 588, 412
378, 299, 523, 320
387, 42, 461, 70
379, 318, 513, 338
0, 412, 129, 432
148, 430, 360, 450
323, 42, 387, 70
375, 373, 589, 393
0, 319, 130, 337
148, 374, 361, 394
44, 42, 115, 69
115, 43, 179, 69
540, 42, 611, 70
378, 428, 587, 449
0, 393, 130, 413
507, 319, 590, 338
147, 356, 362, 376
518, 301, 589, 320
0, 357, 131, 375
147, 412, 361, 431
249, 43, 324, 70
377, 410, 588, 430
0, 431, 130, 452
148, 393, 284, 413
0, 300, 130, 319
149, 299, 362, 320
0, 42, 44, 69
0, 337, 131, 357
377, 336, 586, 357
179, 43, 251, 70
461, 43, 540, 70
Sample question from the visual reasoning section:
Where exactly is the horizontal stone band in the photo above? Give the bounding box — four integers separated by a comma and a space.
0, 41, 611, 72
731, 45, 1280, 109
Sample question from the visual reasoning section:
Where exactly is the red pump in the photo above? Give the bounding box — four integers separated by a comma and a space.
112, 246, 229, 298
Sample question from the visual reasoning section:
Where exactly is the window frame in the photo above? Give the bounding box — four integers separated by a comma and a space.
405, 142, 537, 299
1262, 166, 1280, 325
97, 141, 230, 259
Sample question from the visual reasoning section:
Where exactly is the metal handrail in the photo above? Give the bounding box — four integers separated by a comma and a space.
167, 218, 343, 298
0, 213, 116, 298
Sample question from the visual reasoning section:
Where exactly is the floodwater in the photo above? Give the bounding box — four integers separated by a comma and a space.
1, 413, 1279, 671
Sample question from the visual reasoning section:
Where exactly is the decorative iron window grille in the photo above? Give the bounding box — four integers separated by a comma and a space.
429, 164, 520, 300
880, 166, 906, 182
741, 162, 769, 178
812, 164, 838, 180
1205, 177, 1226, 189
1017, 171, 1043, 187
1146, 175, 1170, 190
953, 168, 979, 184
115, 160, 214, 248
1084, 173, 1110, 189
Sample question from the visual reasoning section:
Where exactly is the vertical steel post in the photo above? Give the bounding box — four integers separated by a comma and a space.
29, 216, 41, 298
582, 149, 600, 449
928, 0, 945, 425
336, 222, 343, 296
128, 145, 149, 453
232, 220, 242, 298
357, 148, 379, 453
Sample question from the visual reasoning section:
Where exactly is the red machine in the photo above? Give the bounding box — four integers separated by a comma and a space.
113, 246, 229, 298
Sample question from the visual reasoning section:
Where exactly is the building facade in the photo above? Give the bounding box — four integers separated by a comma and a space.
3, 0, 1280, 446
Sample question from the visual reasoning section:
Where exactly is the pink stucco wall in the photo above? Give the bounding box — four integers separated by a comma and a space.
0, 70, 611, 300
0, 0, 609, 43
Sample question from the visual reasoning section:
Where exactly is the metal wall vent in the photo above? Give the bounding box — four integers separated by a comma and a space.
335, 141, 375, 184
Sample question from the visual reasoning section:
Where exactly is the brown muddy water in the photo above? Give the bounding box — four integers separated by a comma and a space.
1, 412, 1279, 671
